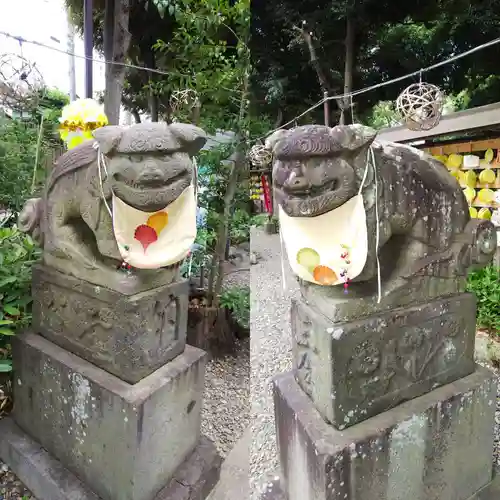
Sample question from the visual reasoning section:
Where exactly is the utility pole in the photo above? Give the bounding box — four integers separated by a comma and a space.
83, 0, 93, 98
67, 6, 76, 101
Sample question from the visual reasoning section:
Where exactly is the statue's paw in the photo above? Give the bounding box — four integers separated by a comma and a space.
18, 198, 42, 233
47, 246, 99, 271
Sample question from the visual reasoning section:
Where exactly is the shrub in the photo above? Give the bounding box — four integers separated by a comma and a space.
219, 285, 250, 330
0, 226, 41, 372
466, 265, 500, 336
0, 117, 48, 211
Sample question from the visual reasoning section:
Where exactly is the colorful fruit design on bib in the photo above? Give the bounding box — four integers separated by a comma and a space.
296, 245, 352, 292
134, 211, 169, 252
296, 248, 320, 273
313, 265, 338, 285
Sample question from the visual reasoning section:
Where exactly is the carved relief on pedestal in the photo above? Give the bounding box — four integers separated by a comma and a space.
290, 294, 476, 428
344, 313, 465, 407
31, 264, 187, 383
291, 302, 314, 397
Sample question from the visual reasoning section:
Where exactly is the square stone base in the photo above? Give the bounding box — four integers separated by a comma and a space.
32, 264, 188, 383
259, 475, 500, 500
291, 293, 477, 429
0, 418, 221, 500
273, 367, 498, 500
6, 332, 211, 500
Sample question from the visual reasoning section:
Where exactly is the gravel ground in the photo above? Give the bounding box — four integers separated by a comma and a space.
249, 227, 298, 499
200, 244, 250, 458
0, 461, 33, 500
202, 337, 250, 458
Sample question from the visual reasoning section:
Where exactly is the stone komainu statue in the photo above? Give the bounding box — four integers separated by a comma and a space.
18, 122, 207, 291
267, 124, 497, 316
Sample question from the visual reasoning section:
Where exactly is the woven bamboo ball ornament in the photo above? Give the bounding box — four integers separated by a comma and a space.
0, 53, 44, 111
396, 82, 445, 131
169, 89, 198, 114
248, 144, 273, 167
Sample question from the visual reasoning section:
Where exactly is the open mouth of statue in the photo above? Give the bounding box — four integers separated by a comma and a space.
281, 179, 339, 198
113, 172, 187, 192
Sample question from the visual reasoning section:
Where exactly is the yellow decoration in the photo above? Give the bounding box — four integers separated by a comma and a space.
59, 98, 108, 150
446, 154, 462, 169
458, 171, 466, 187
433, 155, 447, 164
485, 148, 494, 163
449, 170, 461, 182
478, 208, 492, 220
464, 170, 477, 188
469, 207, 478, 218
479, 169, 496, 185
477, 188, 495, 204
463, 187, 476, 205
146, 212, 169, 233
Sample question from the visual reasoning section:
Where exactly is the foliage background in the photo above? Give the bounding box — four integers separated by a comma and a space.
0, 88, 68, 212
466, 265, 500, 336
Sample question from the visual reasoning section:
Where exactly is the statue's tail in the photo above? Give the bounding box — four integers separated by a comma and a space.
18, 198, 44, 246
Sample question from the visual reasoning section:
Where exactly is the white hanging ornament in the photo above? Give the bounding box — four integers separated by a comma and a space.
396, 81, 445, 131
169, 89, 199, 120
248, 144, 273, 167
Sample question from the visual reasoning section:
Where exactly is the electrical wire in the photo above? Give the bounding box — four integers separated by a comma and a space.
2, 29, 500, 139
0, 30, 190, 78
261, 36, 500, 138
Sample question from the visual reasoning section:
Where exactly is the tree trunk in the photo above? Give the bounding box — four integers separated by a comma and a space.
103, 0, 115, 121
145, 0, 159, 122
132, 109, 141, 123
297, 27, 336, 126
207, 72, 249, 307
273, 108, 283, 129
146, 48, 159, 121
207, 149, 245, 308
191, 99, 201, 125
103, 0, 114, 74
340, 15, 355, 126
103, 0, 131, 125
148, 84, 159, 121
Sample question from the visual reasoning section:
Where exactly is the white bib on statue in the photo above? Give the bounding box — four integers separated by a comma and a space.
112, 184, 197, 269
279, 193, 368, 286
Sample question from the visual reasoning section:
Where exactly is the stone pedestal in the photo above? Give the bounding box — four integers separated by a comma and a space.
0, 332, 221, 500
269, 367, 499, 500
31, 264, 188, 384
292, 294, 477, 429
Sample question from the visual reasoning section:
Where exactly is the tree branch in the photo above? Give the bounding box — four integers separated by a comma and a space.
293, 25, 331, 93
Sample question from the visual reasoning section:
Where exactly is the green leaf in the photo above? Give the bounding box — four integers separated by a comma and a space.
0, 276, 17, 288
0, 359, 12, 372
0, 319, 14, 325
3, 305, 21, 316
0, 328, 15, 336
